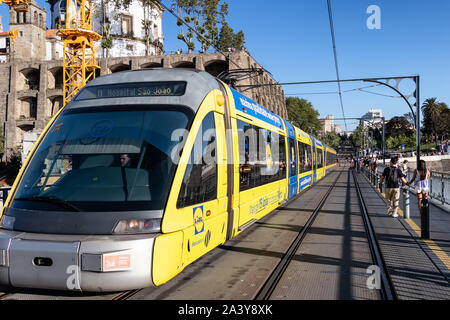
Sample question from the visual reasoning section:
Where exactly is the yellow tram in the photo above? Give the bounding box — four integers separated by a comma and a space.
0, 69, 336, 291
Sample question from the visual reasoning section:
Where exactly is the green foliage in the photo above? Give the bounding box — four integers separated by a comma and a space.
386, 134, 416, 150
101, 35, 113, 49
323, 132, 341, 148
350, 124, 363, 148
385, 116, 414, 138
232, 30, 245, 50
218, 21, 233, 50
170, 0, 244, 53
285, 97, 322, 136
172, 0, 201, 53
422, 98, 450, 145
218, 21, 245, 51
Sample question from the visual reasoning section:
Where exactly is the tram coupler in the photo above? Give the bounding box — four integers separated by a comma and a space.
420, 198, 430, 239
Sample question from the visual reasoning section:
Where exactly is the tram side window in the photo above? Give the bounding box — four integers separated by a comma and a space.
279, 137, 287, 179
306, 144, 312, 172
177, 113, 217, 208
326, 152, 336, 166
317, 149, 324, 168
289, 138, 296, 177
238, 120, 285, 191
312, 145, 316, 169
298, 141, 312, 173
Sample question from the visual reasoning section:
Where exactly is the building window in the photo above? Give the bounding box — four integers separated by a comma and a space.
121, 14, 133, 37
153, 24, 158, 40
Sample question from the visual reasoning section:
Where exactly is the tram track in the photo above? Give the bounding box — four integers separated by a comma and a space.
255, 169, 343, 300
0, 290, 17, 300
112, 289, 142, 300
255, 167, 397, 300
112, 170, 343, 301
351, 169, 396, 300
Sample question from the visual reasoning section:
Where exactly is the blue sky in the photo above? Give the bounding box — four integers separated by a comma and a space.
1, 1, 449, 131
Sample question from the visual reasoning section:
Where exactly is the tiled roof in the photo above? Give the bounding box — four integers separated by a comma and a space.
46, 29, 58, 38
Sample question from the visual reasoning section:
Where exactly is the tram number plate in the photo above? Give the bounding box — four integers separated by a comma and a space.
103, 253, 131, 272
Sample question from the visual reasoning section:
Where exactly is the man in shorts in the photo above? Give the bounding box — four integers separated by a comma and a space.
378, 156, 408, 218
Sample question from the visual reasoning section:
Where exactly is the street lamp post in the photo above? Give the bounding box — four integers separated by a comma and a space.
382, 117, 386, 166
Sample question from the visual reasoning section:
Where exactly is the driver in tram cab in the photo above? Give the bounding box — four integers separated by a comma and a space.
120, 153, 132, 168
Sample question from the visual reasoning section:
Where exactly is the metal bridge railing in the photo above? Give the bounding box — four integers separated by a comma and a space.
376, 164, 450, 208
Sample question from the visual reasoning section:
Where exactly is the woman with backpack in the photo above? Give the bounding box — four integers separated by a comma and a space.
408, 160, 431, 213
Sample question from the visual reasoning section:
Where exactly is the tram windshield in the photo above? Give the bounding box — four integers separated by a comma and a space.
12, 106, 193, 212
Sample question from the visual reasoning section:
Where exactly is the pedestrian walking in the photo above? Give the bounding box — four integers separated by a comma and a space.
400, 160, 409, 187
379, 156, 408, 218
371, 157, 378, 174
408, 160, 431, 213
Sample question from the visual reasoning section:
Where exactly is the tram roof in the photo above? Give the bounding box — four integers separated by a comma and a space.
66, 68, 221, 113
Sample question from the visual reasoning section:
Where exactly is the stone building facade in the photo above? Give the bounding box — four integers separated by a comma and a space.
47, 0, 164, 59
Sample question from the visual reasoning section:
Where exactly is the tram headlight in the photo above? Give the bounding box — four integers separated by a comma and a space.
0, 215, 15, 230
113, 218, 161, 234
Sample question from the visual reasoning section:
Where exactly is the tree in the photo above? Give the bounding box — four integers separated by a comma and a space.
232, 30, 245, 50
385, 116, 414, 139
422, 98, 448, 146
195, 0, 229, 52
285, 97, 322, 136
323, 132, 341, 148
403, 112, 415, 128
172, 0, 199, 53
217, 21, 233, 51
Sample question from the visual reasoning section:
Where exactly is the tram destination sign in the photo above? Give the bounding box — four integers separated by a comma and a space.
76, 82, 187, 100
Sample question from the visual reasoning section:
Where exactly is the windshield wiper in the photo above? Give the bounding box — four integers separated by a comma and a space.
15, 196, 81, 212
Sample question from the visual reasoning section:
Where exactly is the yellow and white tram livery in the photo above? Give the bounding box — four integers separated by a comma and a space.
0, 69, 336, 291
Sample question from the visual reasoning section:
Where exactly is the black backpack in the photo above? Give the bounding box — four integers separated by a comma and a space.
386, 167, 398, 185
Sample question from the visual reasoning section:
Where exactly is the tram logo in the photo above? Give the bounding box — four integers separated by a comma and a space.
193, 206, 205, 235
299, 175, 312, 187
90, 119, 114, 138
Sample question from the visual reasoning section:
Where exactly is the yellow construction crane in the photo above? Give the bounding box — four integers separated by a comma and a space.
0, 0, 29, 12
0, 1, 27, 54
57, 0, 102, 106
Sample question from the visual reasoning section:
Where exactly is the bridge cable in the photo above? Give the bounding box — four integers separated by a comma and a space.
326, 0, 348, 131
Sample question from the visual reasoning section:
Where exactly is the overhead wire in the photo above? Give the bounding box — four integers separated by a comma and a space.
326, 0, 348, 131
285, 84, 383, 96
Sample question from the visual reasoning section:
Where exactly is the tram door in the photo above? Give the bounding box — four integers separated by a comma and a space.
288, 138, 298, 198
159, 111, 229, 278
312, 142, 317, 183
285, 122, 298, 199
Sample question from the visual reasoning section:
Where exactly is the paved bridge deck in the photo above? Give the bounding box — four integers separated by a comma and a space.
357, 170, 450, 299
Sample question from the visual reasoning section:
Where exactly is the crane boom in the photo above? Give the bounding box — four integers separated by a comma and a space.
0, 0, 29, 12
57, 0, 101, 106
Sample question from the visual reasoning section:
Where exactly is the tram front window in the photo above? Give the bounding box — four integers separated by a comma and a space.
12, 106, 193, 212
